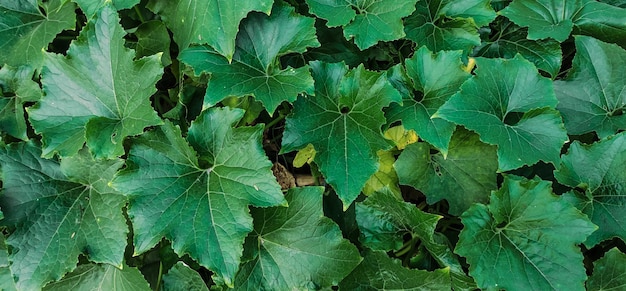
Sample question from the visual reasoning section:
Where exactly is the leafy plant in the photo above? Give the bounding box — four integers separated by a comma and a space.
1, 0, 625, 290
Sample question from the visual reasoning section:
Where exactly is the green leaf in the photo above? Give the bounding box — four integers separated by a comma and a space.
281, 61, 402, 207
233, 187, 361, 290
0, 0, 76, 68
435, 55, 568, 171
339, 250, 450, 290
473, 17, 562, 78
179, 3, 319, 114
0, 236, 17, 291
162, 262, 209, 291
0, 65, 41, 140
43, 263, 150, 291
134, 20, 172, 66
404, 0, 496, 53
395, 128, 498, 215
112, 107, 286, 287
73, 0, 139, 17
27, 5, 163, 159
147, 0, 272, 60
0, 142, 127, 290
554, 36, 626, 138
455, 175, 597, 291
386, 46, 471, 154
362, 150, 401, 198
501, 0, 626, 46
306, 0, 418, 50
587, 248, 626, 291
554, 132, 626, 247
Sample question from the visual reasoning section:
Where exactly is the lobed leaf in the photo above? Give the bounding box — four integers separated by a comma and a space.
0, 65, 41, 140
162, 262, 209, 291
586, 248, 626, 291
43, 263, 151, 291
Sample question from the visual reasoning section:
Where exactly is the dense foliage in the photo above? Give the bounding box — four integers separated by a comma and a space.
1, 0, 626, 290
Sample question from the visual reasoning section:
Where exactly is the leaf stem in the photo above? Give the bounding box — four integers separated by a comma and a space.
265, 113, 286, 130
155, 262, 163, 291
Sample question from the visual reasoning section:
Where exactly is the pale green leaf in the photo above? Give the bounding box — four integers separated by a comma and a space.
179, 3, 319, 114
162, 262, 209, 291
43, 263, 150, 291
587, 248, 626, 291
233, 187, 361, 290
0, 142, 127, 290
455, 175, 597, 291
112, 108, 286, 287
0, 65, 41, 140
73, 0, 139, 17
28, 5, 163, 159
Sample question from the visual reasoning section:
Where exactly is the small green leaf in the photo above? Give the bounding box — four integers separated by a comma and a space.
43, 263, 150, 291
0, 65, 41, 140
0, 0, 76, 68
554, 132, 626, 247
147, 0, 272, 59
112, 108, 286, 287
435, 55, 568, 171
455, 175, 597, 291
281, 61, 402, 207
28, 5, 163, 159
306, 0, 419, 50
134, 20, 172, 66
72, 0, 140, 17
0, 142, 127, 290
554, 36, 626, 138
339, 250, 451, 290
587, 248, 626, 291
162, 262, 209, 291
395, 128, 498, 215
179, 3, 319, 114
233, 187, 361, 290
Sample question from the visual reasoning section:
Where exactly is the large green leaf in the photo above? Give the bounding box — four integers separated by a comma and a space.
43, 264, 151, 291
435, 55, 568, 171
386, 46, 470, 154
339, 250, 450, 290
0, 0, 76, 68
162, 262, 209, 291
233, 187, 361, 290
0, 236, 17, 291
501, 0, 626, 47
28, 5, 163, 159
395, 128, 498, 215
554, 132, 626, 247
404, 0, 496, 53
72, 0, 139, 17
587, 248, 626, 291
0, 65, 41, 140
147, 0, 272, 60
455, 175, 596, 291
0, 142, 127, 290
306, 0, 418, 50
473, 17, 562, 78
179, 3, 319, 114
554, 36, 626, 138
281, 61, 402, 207
112, 108, 286, 287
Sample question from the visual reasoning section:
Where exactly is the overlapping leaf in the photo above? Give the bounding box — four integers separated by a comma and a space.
0, 142, 127, 290
112, 107, 286, 287
435, 55, 568, 171
404, 0, 496, 53
162, 262, 209, 291
147, 0, 272, 59
179, 3, 320, 114
455, 175, 596, 291
134, 21, 172, 66
554, 132, 626, 247
28, 5, 163, 159
386, 46, 471, 154
73, 0, 139, 17
0, 236, 17, 291
554, 36, 626, 138
587, 248, 626, 290
0, 65, 41, 140
0, 0, 76, 68
339, 251, 450, 290
306, 0, 418, 50
395, 128, 498, 215
234, 187, 361, 290
281, 61, 402, 206
43, 264, 151, 291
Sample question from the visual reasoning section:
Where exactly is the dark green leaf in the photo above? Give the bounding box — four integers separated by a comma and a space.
134, 21, 172, 66
162, 262, 209, 291
587, 248, 626, 291
0, 236, 17, 291
28, 5, 163, 159
179, 3, 319, 114
112, 108, 286, 287
43, 263, 151, 291
455, 175, 596, 291
0, 65, 41, 140
281, 61, 402, 207
234, 187, 361, 290
435, 55, 568, 171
